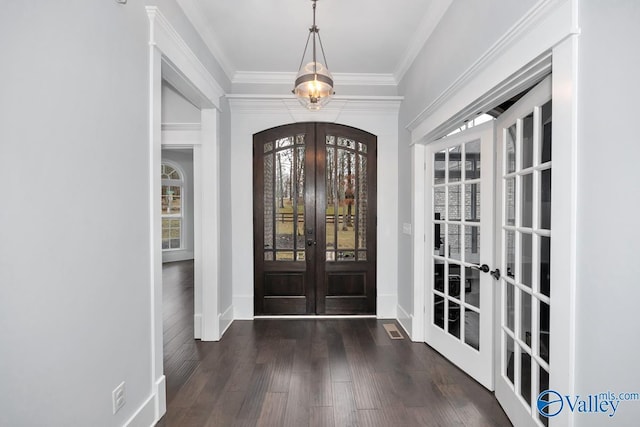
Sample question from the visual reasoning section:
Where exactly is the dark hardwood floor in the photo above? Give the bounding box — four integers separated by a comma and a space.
158, 260, 511, 427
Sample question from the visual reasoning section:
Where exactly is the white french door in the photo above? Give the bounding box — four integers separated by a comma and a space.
425, 122, 495, 390
494, 76, 553, 427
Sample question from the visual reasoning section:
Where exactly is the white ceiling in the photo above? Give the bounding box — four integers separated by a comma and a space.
177, 0, 452, 84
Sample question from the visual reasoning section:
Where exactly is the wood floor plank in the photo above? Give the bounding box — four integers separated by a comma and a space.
308, 357, 333, 407
256, 392, 287, 427
282, 371, 310, 427
309, 406, 335, 427
332, 380, 358, 427
203, 391, 245, 427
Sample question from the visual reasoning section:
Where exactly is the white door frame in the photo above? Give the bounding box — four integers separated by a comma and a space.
146, 6, 224, 422
409, 1, 578, 426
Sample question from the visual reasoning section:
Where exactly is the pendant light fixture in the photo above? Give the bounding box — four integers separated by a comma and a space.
292, 0, 334, 110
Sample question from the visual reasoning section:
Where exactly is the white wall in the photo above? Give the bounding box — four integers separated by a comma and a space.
162, 82, 201, 123
0, 2, 151, 426
0, 1, 229, 425
229, 99, 400, 319
575, 2, 640, 425
161, 149, 194, 263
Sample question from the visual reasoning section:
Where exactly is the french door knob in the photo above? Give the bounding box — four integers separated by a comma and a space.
472, 264, 501, 280
307, 240, 317, 246
472, 264, 490, 273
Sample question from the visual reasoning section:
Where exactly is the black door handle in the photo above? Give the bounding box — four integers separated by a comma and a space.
472, 264, 490, 273
307, 239, 317, 246
472, 264, 501, 281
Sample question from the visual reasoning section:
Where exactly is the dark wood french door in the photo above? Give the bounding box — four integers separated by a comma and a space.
254, 123, 377, 315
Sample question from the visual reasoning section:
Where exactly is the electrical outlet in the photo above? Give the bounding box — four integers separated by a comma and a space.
112, 381, 126, 414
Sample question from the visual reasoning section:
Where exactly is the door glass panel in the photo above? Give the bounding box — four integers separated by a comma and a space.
465, 140, 481, 179
326, 137, 369, 262
337, 149, 355, 250
520, 350, 532, 405
449, 146, 461, 182
434, 150, 446, 184
275, 149, 294, 251
264, 152, 274, 254
326, 146, 336, 252
448, 300, 460, 338
465, 226, 480, 264
465, 266, 480, 308
540, 236, 551, 297
505, 177, 516, 226
506, 125, 516, 173
521, 232, 532, 287
434, 294, 445, 329
522, 113, 534, 169
520, 291, 532, 344
540, 301, 550, 363
357, 152, 368, 253
541, 168, 552, 230
434, 187, 445, 220
276, 136, 293, 148
539, 367, 550, 426
434, 261, 444, 292
465, 309, 480, 350
541, 101, 552, 163
465, 183, 480, 222
506, 230, 516, 279
448, 264, 461, 298
506, 334, 515, 384
449, 184, 461, 221
506, 283, 515, 332
295, 147, 306, 259
521, 173, 533, 228
448, 224, 461, 260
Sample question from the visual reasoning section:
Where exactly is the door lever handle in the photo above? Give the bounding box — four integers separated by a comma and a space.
471, 264, 501, 280
471, 264, 490, 273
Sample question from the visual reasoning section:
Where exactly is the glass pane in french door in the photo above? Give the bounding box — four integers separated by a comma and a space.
263, 136, 307, 262
499, 97, 552, 426
433, 139, 482, 350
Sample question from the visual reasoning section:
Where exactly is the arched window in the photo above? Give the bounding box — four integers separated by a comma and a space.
161, 162, 183, 250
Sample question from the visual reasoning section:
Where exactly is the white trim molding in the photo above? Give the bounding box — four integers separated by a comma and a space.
232, 71, 398, 87
227, 94, 403, 123
147, 6, 224, 110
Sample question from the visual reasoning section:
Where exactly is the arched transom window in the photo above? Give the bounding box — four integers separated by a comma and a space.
161, 163, 183, 250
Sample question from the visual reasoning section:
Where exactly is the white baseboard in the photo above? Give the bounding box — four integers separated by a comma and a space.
123, 375, 165, 427
154, 375, 166, 423
193, 313, 202, 339
219, 304, 234, 337
233, 295, 254, 319
396, 303, 413, 338
376, 294, 397, 319
161, 250, 194, 263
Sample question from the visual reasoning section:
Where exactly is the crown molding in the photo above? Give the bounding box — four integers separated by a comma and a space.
393, 0, 453, 83
227, 95, 403, 121
232, 71, 398, 87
